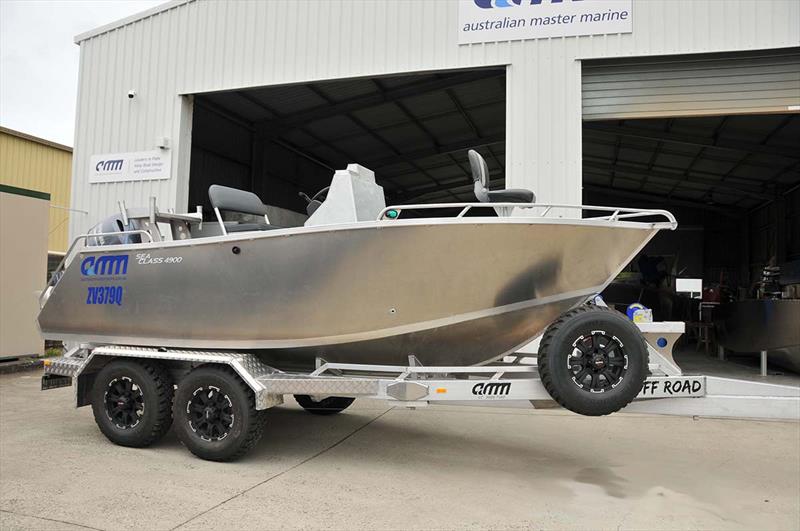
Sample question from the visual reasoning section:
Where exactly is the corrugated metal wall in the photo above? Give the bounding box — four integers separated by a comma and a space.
69, 0, 800, 237
582, 48, 800, 120
0, 129, 72, 252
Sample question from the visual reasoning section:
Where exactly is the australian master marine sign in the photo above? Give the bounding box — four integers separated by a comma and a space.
458, 0, 633, 45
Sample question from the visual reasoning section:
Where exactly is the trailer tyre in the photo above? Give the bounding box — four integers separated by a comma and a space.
538, 305, 647, 416
294, 395, 354, 415
173, 366, 266, 461
91, 359, 174, 448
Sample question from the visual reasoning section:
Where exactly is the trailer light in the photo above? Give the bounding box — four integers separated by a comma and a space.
436, 387, 447, 394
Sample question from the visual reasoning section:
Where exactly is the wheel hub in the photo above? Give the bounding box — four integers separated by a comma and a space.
187, 386, 234, 441
568, 331, 627, 393
104, 377, 144, 429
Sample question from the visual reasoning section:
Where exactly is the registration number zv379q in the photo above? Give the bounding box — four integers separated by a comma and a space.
86, 285, 124, 306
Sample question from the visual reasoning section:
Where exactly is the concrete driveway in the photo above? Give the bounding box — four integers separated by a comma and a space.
1, 370, 798, 530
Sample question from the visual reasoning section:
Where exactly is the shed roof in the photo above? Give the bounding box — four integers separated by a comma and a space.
0, 126, 72, 153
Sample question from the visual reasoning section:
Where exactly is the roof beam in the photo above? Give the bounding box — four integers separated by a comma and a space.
486, 144, 504, 172
346, 109, 457, 199
384, 86, 474, 184
364, 134, 505, 168
446, 87, 481, 138
769, 160, 800, 184
195, 98, 254, 131
583, 159, 775, 200
584, 133, 791, 170
298, 97, 505, 152
394, 168, 505, 202
582, 184, 740, 218
255, 69, 505, 133
383, 150, 505, 176
232, 94, 344, 175
666, 116, 730, 199
584, 169, 742, 201
240, 92, 343, 165
637, 118, 674, 191
304, 83, 425, 196
584, 122, 799, 159
236, 91, 410, 194
691, 114, 800, 198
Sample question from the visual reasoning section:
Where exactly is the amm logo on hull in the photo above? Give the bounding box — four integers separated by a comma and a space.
474, 0, 583, 8
81, 255, 129, 277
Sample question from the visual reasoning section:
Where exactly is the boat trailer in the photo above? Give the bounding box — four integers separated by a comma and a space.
39, 317, 800, 463
42, 320, 797, 419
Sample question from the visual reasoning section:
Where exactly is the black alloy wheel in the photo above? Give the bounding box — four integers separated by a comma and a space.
186, 385, 235, 441
567, 331, 628, 393
538, 305, 647, 416
173, 366, 266, 461
104, 376, 145, 428
90, 359, 174, 448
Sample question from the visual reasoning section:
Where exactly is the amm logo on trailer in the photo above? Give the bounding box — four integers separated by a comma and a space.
472, 382, 512, 397
81, 255, 129, 277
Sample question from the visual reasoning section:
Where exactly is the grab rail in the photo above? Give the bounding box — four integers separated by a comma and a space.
39, 230, 153, 307
377, 202, 678, 229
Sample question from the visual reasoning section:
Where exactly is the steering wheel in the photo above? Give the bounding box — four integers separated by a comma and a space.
299, 186, 329, 205
311, 186, 329, 203
299, 186, 330, 216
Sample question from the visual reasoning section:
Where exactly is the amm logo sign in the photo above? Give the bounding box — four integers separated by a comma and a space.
94, 159, 125, 173
474, 0, 583, 8
81, 255, 129, 277
472, 382, 511, 397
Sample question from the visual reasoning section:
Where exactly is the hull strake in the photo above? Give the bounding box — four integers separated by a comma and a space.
39, 220, 657, 366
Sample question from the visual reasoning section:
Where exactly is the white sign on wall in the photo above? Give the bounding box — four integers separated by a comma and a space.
89, 150, 171, 184
458, 0, 632, 45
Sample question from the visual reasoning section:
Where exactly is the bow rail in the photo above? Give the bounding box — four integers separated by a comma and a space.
377, 202, 678, 229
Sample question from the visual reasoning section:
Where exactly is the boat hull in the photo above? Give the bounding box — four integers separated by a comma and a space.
38, 219, 657, 367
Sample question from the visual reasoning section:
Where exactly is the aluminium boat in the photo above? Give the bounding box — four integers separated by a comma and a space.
37, 150, 677, 369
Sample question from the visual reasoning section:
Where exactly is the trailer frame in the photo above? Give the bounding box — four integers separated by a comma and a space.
42, 334, 706, 412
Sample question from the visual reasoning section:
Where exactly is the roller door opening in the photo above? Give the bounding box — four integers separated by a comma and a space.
186, 67, 507, 226
582, 49, 800, 350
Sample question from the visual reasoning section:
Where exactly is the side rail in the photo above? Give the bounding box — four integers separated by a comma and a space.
43, 349, 706, 410
254, 361, 705, 404
377, 203, 678, 229
39, 230, 153, 307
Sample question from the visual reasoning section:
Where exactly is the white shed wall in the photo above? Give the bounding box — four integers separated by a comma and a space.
70, 0, 800, 237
